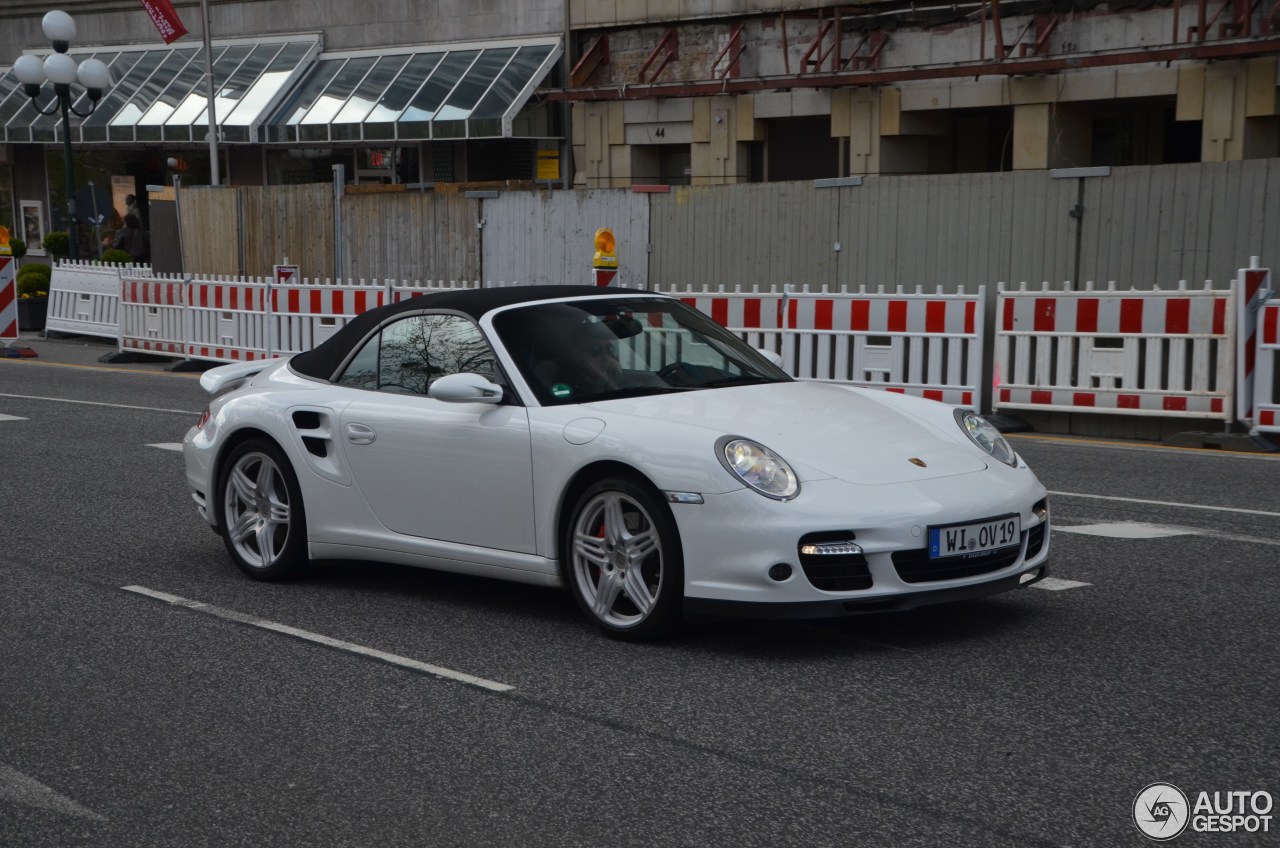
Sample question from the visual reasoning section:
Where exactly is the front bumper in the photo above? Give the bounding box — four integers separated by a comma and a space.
685, 562, 1048, 620
672, 470, 1051, 614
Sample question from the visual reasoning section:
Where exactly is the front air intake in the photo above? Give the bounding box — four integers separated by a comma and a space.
797, 532, 872, 591
892, 543, 1022, 583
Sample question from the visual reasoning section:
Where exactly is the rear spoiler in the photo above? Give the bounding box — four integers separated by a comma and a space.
199, 359, 277, 396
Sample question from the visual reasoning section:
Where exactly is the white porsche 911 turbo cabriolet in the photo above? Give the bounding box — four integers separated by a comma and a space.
184, 285, 1050, 640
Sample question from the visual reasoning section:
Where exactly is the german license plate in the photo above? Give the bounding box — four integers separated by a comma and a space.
929, 514, 1021, 559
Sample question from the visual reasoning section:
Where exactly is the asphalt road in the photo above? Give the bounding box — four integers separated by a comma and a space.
2, 337, 1277, 847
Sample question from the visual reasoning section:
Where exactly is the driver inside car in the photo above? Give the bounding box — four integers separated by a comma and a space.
533, 315, 627, 398
574, 332, 623, 393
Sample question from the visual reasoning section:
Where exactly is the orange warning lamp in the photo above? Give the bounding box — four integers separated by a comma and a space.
593, 228, 617, 269
0, 226, 10, 255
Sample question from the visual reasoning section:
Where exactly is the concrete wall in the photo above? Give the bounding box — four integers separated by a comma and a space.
572, 0, 913, 28
569, 7, 1186, 84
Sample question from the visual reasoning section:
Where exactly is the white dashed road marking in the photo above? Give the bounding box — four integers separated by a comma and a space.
1048, 490, 1280, 519
0, 413, 28, 421
0, 763, 104, 821
1033, 577, 1092, 591
0, 392, 197, 415
147, 443, 184, 452
122, 586, 514, 693
1054, 521, 1280, 548
1054, 522, 1196, 539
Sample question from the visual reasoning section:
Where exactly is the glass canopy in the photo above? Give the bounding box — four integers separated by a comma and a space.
0, 36, 319, 144
265, 37, 561, 143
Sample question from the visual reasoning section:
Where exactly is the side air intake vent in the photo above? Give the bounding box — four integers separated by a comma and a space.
292, 410, 322, 430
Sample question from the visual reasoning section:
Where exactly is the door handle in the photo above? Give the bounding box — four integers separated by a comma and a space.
345, 422, 377, 445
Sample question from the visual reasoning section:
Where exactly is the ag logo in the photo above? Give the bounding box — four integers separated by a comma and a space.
1134, 783, 1190, 841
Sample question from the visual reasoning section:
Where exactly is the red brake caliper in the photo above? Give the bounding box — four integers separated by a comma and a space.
593, 517, 607, 583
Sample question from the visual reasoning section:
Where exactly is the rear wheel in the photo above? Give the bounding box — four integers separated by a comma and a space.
217, 439, 308, 581
565, 476, 684, 641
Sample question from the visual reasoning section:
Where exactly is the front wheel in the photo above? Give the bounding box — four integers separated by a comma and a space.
217, 439, 308, 581
565, 477, 684, 641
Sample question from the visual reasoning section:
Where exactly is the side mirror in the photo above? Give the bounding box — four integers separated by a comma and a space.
756, 348, 784, 369
428, 373, 504, 404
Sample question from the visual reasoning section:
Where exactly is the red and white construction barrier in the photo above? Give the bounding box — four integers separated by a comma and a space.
0, 253, 17, 344
1252, 299, 1280, 435
784, 284, 984, 409
670, 284, 986, 409
270, 278, 388, 356
388, 280, 520, 303
184, 276, 391, 363
186, 277, 272, 362
118, 275, 190, 358
1236, 259, 1274, 425
674, 286, 789, 354
995, 280, 1234, 418
115, 275, 523, 365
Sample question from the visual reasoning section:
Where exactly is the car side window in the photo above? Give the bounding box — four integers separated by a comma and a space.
335, 314, 497, 395
336, 330, 380, 390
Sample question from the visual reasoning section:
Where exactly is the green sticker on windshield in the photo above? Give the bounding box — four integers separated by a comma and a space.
551, 383, 572, 398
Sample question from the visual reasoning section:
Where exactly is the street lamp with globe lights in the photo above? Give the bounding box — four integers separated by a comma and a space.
13, 10, 111, 262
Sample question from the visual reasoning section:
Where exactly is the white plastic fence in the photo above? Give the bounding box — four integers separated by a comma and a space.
786, 284, 984, 409
1236, 260, 1275, 426
46, 260, 150, 339
389, 279, 515, 302
42, 264, 1280, 431
118, 275, 189, 358
185, 277, 273, 362
667, 283, 986, 409
116, 276, 520, 365
995, 280, 1235, 419
269, 278, 389, 356
1253, 298, 1280, 435
670, 285, 790, 354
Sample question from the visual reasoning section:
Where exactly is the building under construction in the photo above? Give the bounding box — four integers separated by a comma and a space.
0, 0, 1277, 225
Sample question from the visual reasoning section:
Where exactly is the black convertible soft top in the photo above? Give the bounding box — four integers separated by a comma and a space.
289, 284, 652, 381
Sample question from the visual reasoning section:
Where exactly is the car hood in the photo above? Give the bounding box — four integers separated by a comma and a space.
587, 381, 988, 485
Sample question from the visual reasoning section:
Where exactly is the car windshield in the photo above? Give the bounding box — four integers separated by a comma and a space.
492, 296, 792, 405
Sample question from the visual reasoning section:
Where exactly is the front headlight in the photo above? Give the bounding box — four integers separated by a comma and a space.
716, 436, 800, 500
955, 409, 1018, 467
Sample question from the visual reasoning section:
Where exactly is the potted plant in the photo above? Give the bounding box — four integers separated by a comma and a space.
16, 263, 52, 331
42, 230, 70, 262
100, 247, 132, 265
8, 237, 27, 267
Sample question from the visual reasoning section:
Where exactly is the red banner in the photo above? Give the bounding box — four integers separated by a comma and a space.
140, 0, 187, 44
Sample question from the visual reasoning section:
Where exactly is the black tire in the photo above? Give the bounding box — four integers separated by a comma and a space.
564, 476, 684, 641
216, 438, 309, 581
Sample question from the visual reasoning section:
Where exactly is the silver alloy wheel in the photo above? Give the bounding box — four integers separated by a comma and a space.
571, 490, 664, 629
223, 450, 293, 569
